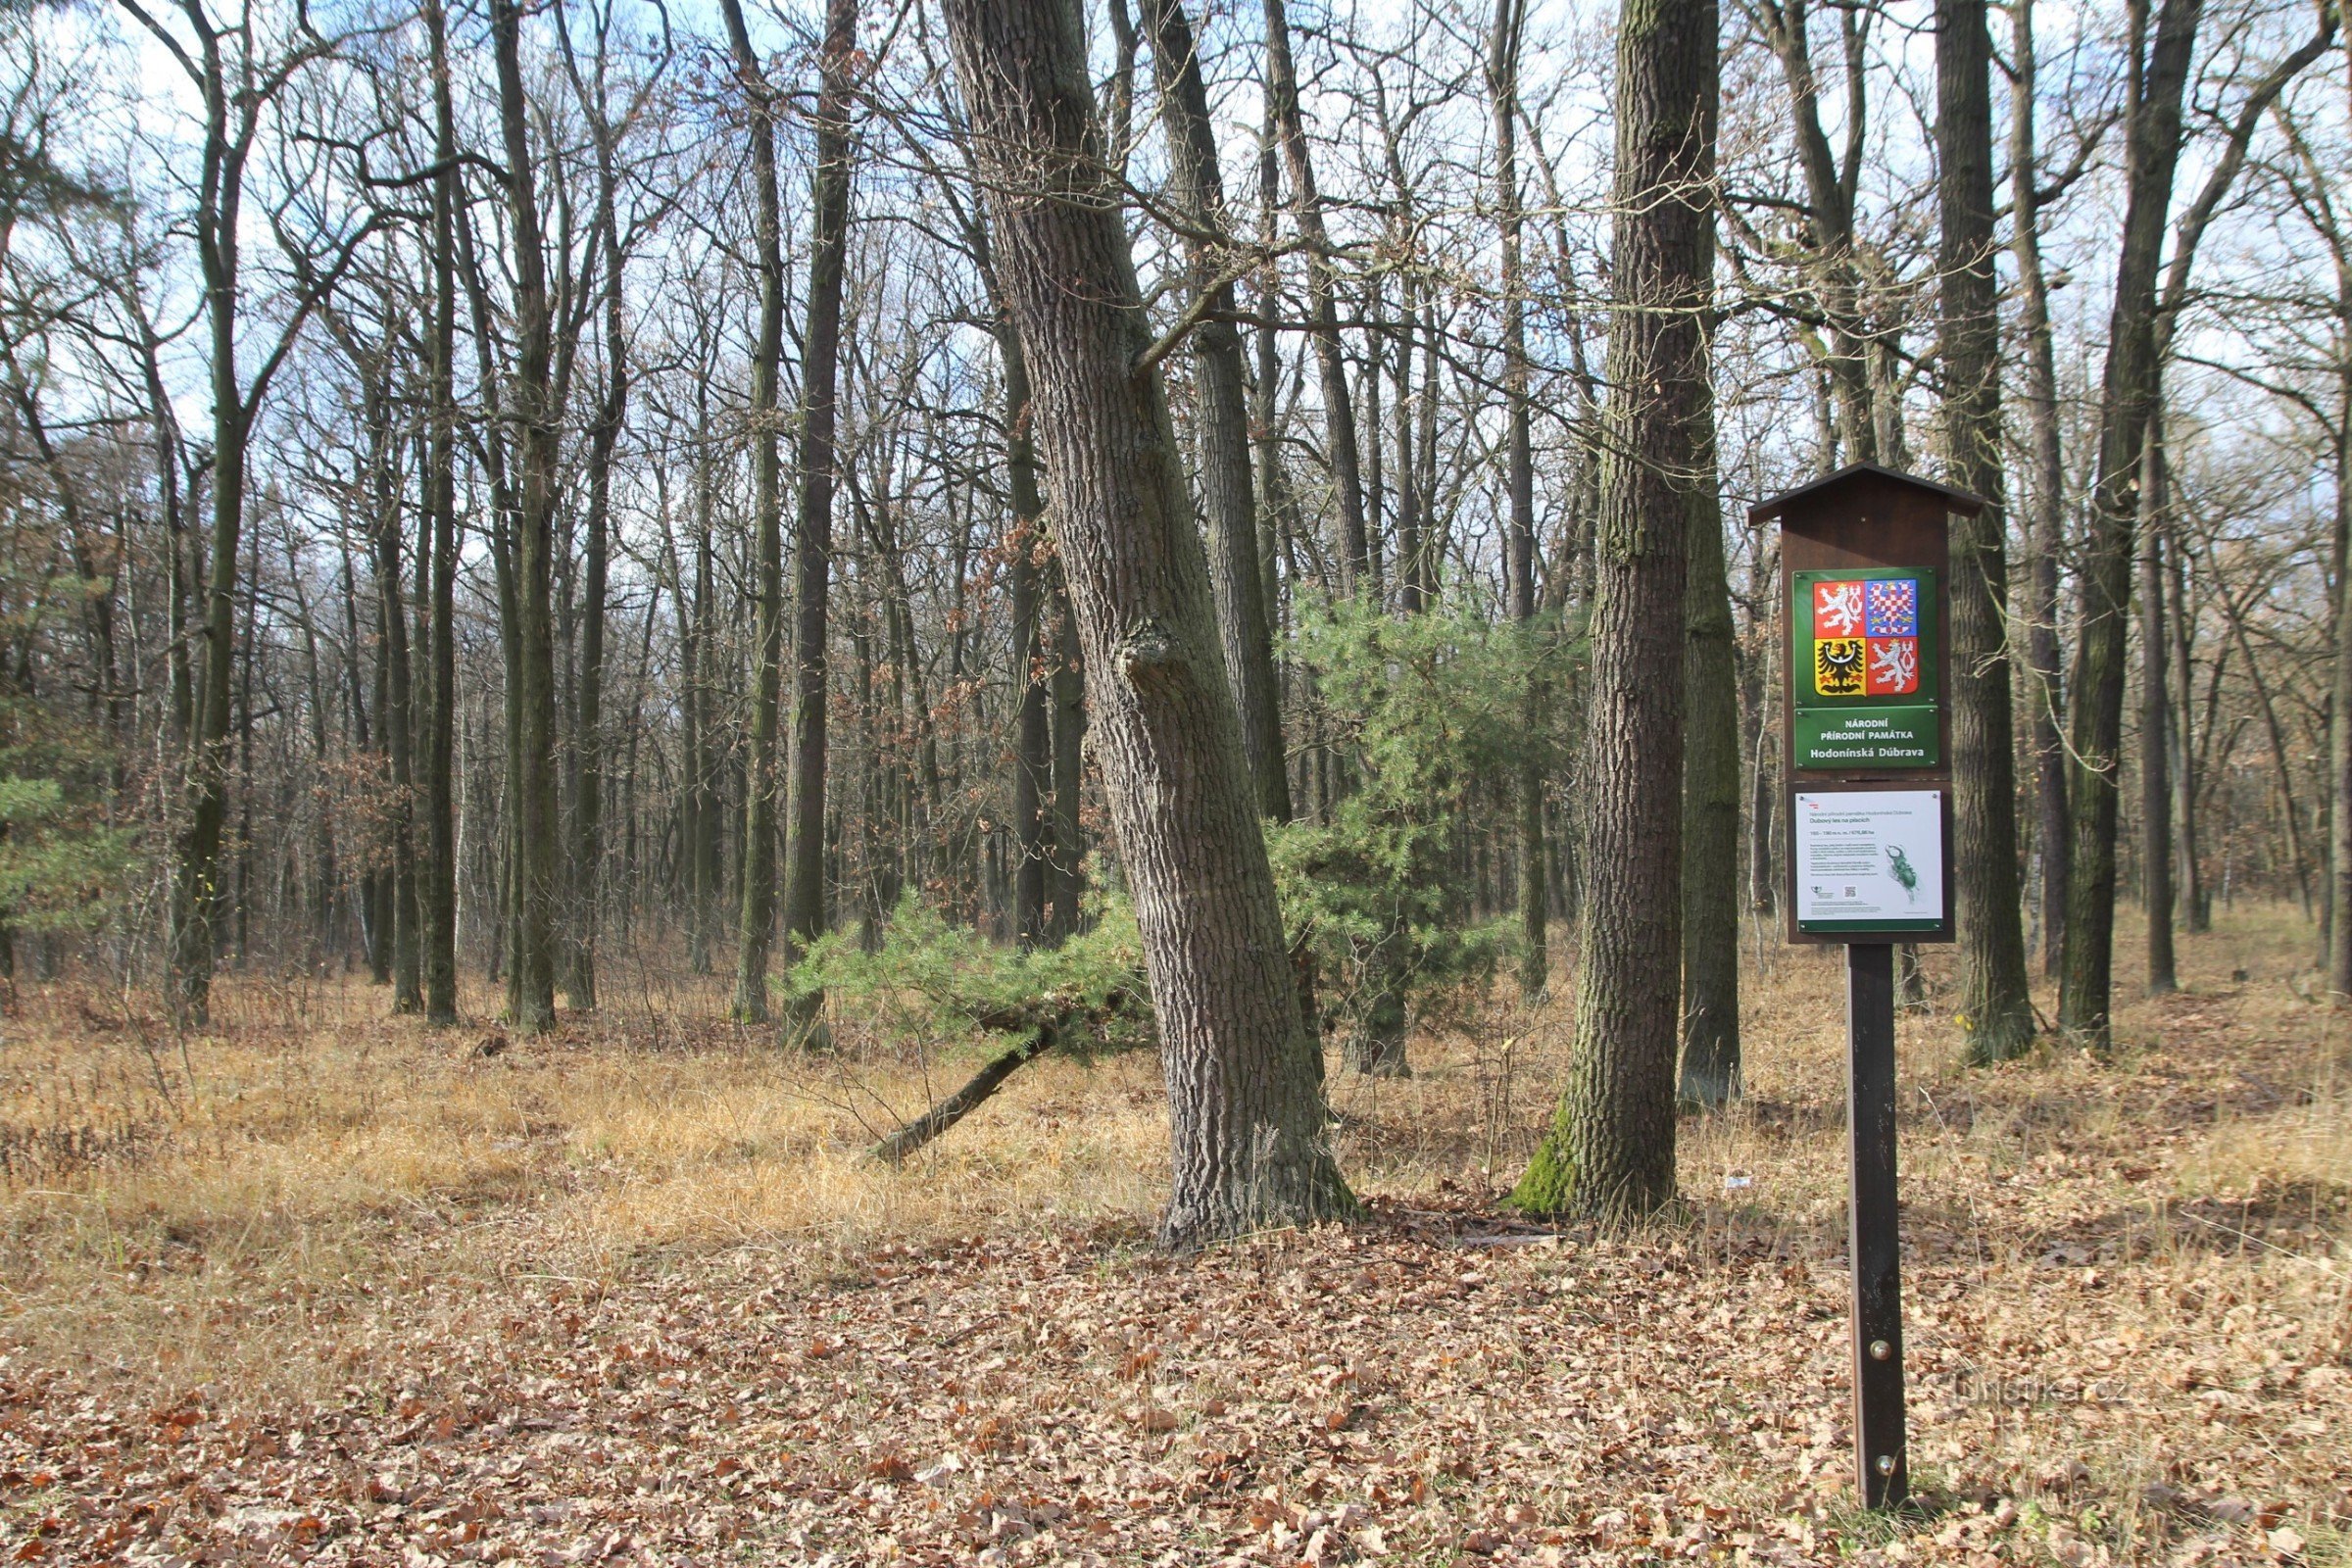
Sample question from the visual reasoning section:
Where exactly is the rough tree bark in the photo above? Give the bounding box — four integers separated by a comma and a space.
1048, 570, 1087, 944
940, 0, 1352, 1245
1936, 0, 2034, 1060
1513, 0, 1715, 1217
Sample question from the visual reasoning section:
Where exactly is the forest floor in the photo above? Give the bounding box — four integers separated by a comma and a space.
0, 907, 2342, 1567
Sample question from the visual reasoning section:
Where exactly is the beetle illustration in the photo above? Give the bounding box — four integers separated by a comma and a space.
1886, 845, 1920, 903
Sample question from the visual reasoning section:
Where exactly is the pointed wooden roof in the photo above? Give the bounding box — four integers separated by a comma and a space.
1746, 462, 1986, 523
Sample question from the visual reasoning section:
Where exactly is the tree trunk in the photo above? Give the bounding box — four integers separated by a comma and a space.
420, 0, 461, 1025
1261, 0, 1371, 592
2057, 0, 2201, 1048
2010, 0, 2069, 980
2139, 416, 2178, 993
780, 0, 858, 1047
1681, 409, 1740, 1105
1936, 0, 2034, 1059
1754, 0, 1875, 462
1049, 570, 1087, 944
1002, 322, 1054, 947
2169, 529, 2207, 932
2328, 116, 2352, 994
565, 97, 630, 1015
940, 0, 1352, 1246
1142, 0, 1290, 823
1391, 277, 1424, 614
369, 362, 422, 1014
484, 0, 564, 1035
168, 90, 259, 1025
1513, 0, 1714, 1218
1489, 0, 1548, 1001
720, 0, 789, 1024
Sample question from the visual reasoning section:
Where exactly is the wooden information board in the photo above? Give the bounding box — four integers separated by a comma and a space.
1746, 463, 1984, 1512
1752, 464, 1970, 946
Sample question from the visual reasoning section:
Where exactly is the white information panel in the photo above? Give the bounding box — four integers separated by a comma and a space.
1793, 790, 1944, 932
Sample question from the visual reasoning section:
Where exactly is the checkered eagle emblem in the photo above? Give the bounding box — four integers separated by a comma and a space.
1866, 579, 1917, 637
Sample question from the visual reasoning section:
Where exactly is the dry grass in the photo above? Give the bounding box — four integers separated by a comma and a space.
0, 906, 2343, 1564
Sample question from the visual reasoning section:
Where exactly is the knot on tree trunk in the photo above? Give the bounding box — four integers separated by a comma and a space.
1117, 618, 1189, 686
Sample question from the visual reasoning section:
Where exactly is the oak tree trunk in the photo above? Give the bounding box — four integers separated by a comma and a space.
1936, 0, 2034, 1059
1489, 0, 1548, 1000
1513, 0, 1714, 1218
941, 0, 1352, 1245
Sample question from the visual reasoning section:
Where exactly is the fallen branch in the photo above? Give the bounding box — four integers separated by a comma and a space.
865, 988, 1137, 1167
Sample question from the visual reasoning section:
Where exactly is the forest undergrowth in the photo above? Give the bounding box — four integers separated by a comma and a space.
0, 906, 2342, 1565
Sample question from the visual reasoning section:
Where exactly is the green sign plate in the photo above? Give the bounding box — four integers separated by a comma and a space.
1789, 566, 1939, 772
1794, 705, 1939, 769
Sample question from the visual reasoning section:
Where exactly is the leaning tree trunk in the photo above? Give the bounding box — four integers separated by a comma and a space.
779, 0, 857, 1048
1141, 0, 1290, 824
939, 0, 1352, 1247
1512, 0, 1715, 1219
719, 0, 789, 1024
2058, 0, 2201, 1049
1936, 0, 2035, 1059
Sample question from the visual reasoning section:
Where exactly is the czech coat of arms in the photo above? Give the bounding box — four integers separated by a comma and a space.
1810, 577, 1922, 698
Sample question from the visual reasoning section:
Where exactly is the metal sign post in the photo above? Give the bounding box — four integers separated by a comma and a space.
1751, 465, 1979, 1511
